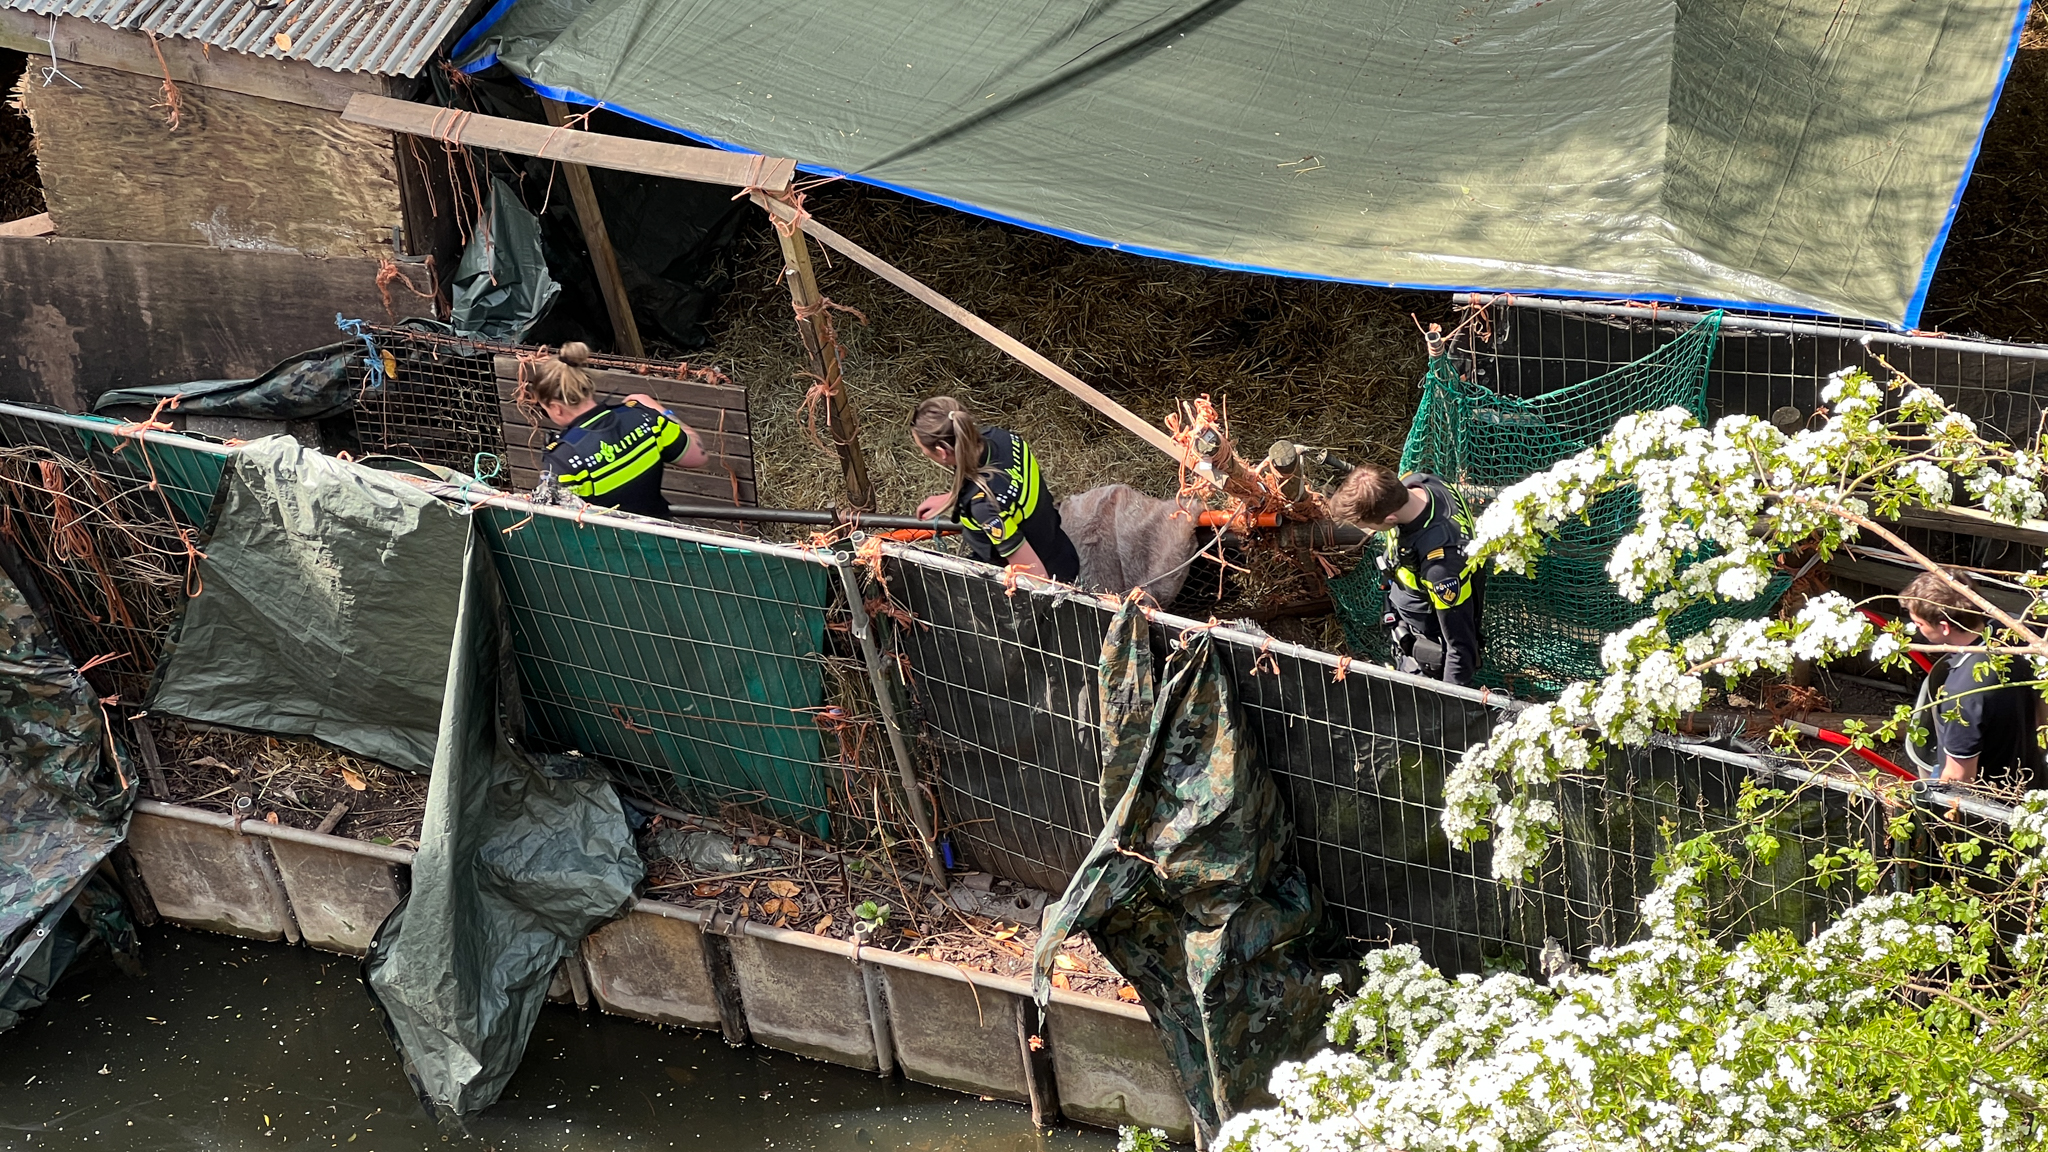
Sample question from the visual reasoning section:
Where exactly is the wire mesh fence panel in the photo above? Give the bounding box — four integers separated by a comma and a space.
881, 544, 1936, 974
345, 327, 509, 472
477, 505, 841, 838
883, 552, 1109, 892
0, 406, 229, 703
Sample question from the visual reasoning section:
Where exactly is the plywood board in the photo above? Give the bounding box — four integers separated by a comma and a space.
495, 357, 757, 508
18, 60, 401, 257
0, 237, 390, 411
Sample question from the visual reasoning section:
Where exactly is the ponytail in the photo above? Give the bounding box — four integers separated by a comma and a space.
911, 396, 987, 520
523, 341, 596, 411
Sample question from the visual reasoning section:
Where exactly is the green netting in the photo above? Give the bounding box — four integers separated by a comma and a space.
478, 508, 836, 837
1332, 312, 1789, 693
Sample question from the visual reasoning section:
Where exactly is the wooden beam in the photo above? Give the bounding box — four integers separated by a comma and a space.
540, 97, 644, 358
0, 10, 388, 112
0, 214, 52, 237
342, 93, 797, 191
752, 191, 1184, 462
1889, 503, 2048, 549
770, 212, 876, 511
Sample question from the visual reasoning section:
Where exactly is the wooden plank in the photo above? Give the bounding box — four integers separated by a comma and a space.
1889, 504, 2048, 549
0, 11, 389, 113
343, 94, 797, 192
497, 401, 753, 457
752, 191, 1184, 463
0, 238, 388, 411
0, 214, 53, 237
19, 60, 401, 257
541, 97, 644, 357
1824, 555, 2033, 614
493, 356, 748, 411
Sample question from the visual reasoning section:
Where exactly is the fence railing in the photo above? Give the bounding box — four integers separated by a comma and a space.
0, 403, 2019, 977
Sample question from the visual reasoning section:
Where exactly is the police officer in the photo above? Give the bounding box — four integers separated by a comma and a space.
1332, 463, 1484, 686
910, 396, 1080, 582
527, 342, 707, 518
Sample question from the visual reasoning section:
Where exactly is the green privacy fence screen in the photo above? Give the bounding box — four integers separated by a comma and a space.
1331, 312, 1788, 692
475, 506, 836, 838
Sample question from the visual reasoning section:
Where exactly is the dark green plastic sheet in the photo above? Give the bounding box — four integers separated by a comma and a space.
458, 0, 2029, 326
150, 438, 466, 774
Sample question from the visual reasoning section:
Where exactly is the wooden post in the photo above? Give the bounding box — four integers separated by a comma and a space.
539, 97, 645, 358
768, 196, 876, 511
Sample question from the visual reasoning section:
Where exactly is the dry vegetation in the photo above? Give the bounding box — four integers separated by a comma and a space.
1920, 9, 2048, 342
705, 182, 1439, 520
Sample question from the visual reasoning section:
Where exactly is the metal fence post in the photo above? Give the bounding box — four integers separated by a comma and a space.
834, 559, 945, 885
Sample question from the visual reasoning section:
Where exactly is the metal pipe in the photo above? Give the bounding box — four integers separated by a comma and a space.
667, 503, 961, 533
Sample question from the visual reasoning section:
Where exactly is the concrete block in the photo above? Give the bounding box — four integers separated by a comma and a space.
125, 812, 293, 941
581, 911, 722, 1030
727, 932, 876, 1069
264, 836, 404, 955
1048, 997, 1196, 1142
879, 965, 1029, 1102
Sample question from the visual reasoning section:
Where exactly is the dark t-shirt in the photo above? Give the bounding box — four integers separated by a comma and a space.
1933, 650, 2036, 791
541, 401, 689, 519
953, 428, 1080, 582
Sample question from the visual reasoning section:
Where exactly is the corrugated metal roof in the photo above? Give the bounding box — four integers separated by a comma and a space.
5, 0, 470, 77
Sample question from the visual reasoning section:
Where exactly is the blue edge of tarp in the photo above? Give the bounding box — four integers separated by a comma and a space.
452, 0, 2039, 333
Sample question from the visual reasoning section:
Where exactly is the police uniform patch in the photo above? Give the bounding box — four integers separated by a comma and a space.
1427, 547, 1446, 560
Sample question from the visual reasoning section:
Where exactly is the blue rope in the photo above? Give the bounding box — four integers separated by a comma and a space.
336, 314, 386, 393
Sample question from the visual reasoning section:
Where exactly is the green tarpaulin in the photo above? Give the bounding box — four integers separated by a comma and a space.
147, 438, 641, 1114
456, 0, 2029, 326
150, 440, 466, 774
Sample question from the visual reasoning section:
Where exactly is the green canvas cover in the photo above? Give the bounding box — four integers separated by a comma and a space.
456, 0, 2030, 326
0, 549, 135, 1032
365, 526, 641, 1117
149, 438, 466, 773
1034, 600, 1327, 1145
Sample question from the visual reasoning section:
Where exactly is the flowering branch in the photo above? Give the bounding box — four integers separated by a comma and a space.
1441, 367, 2047, 881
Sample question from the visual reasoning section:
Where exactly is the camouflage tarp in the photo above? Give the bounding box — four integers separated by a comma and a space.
1034, 600, 1328, 1144
0, 550, 135, 1031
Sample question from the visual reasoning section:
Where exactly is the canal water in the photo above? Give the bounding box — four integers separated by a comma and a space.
0, 927, 1118, 1151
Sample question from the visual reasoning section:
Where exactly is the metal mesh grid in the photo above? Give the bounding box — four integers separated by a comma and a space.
346, 329, 507, 472
471, 504, 849, 838
0, 406, 228, 704
882, 544, 1916, 973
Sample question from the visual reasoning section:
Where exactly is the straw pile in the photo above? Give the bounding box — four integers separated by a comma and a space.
706, 182, 1441, 519
1920, 8, 2048, 342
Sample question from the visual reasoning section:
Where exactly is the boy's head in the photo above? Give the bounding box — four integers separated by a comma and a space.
1331, 464, 1411, 531
1900, 569, 1986, 642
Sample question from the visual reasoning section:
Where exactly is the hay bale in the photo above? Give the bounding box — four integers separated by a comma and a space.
705, 183, 1440, 518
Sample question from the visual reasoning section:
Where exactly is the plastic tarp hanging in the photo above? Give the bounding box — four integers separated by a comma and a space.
451, 177, 561, 343
365, 521, 640, 1117
150, 438, 466, 773
0, 548, 136, 1032
1034, 599, 1326, 1145
143, 437, 638, 1113
89, 342, 360, 422
456, 0, 2030, 327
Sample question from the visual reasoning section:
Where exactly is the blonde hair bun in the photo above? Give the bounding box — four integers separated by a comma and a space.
559, 341, 592, 368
